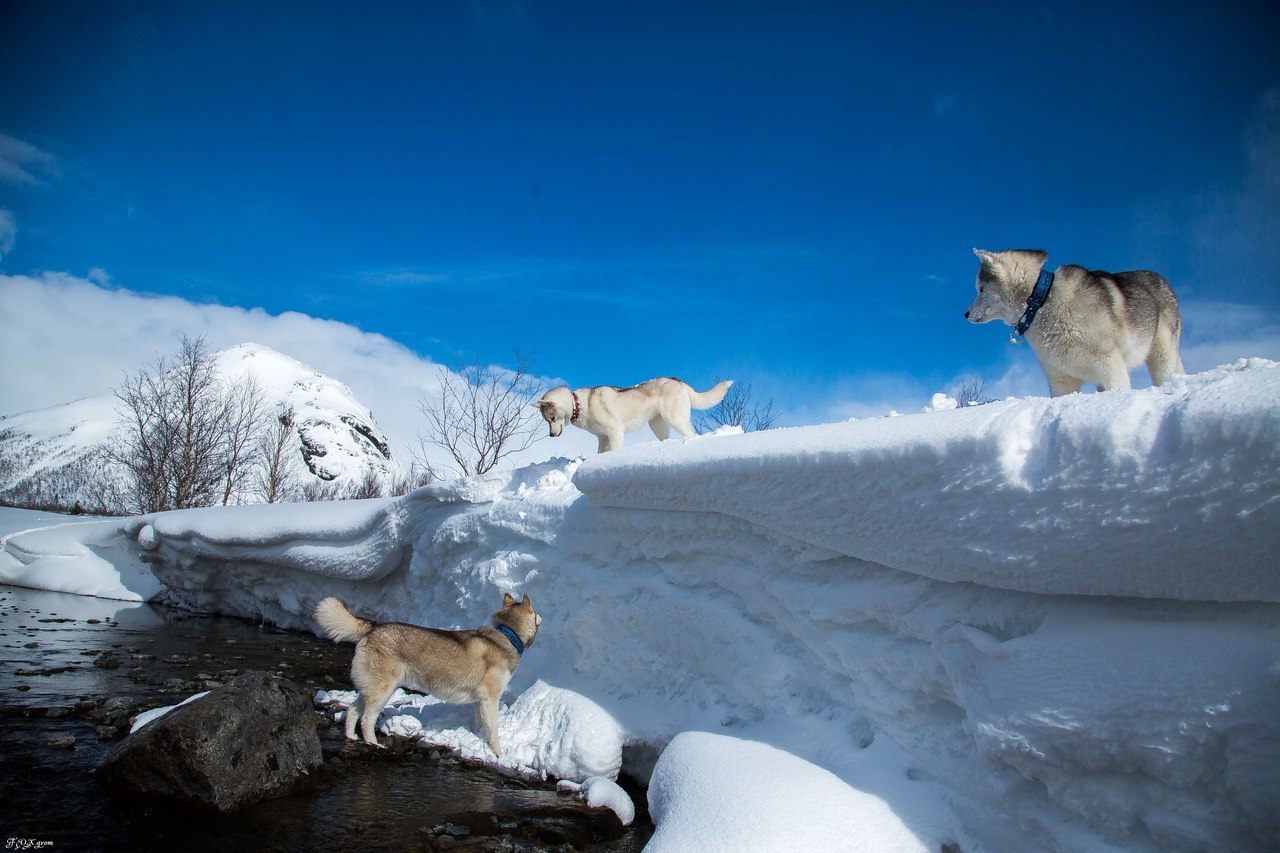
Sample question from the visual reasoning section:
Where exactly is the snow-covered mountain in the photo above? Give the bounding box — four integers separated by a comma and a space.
0, 343, 400, 512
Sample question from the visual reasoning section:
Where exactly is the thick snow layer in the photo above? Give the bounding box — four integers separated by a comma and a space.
646, 732, 925, 852
2, 362, 1278, 851
575, 359, 1280, 602
0, 512, 164, 601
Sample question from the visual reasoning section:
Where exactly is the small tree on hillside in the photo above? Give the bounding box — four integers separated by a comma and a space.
107, 335, 268, 513
694, 381, 780, 433
252, 405, 302, 504
415, 348, 542, 478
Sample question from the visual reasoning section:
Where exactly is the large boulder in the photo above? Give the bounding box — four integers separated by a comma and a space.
97, 671, 322, 813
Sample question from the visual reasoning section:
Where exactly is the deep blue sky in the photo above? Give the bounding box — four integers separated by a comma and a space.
2, 0, 1278, 422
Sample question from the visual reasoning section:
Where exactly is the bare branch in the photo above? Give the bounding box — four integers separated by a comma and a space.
415, 347, 542, 478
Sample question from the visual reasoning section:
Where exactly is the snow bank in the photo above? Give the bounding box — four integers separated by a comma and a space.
3, 362, 1278, 851
0, 513, 164, 601
646, 732, 926, 852
575, 359, 1280, 602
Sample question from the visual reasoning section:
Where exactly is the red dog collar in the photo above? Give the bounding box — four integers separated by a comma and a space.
570, 391, 581, 423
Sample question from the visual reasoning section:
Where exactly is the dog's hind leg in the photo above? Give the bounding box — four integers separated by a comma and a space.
668, 413, 696, 438
648, 416, 670, 440
355, 683, 397, 747
344, 695, 364, 741
1146, 325, 1184, 386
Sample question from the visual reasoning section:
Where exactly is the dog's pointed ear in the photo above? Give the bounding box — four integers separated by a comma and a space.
521, 594, 533, 610
503, 592, 517, 607
973, 248, 994, 263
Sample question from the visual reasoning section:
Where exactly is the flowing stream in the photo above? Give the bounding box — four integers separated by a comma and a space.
0, 585, 652, 851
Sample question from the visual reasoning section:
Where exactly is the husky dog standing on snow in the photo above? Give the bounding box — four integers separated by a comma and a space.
313, 593, 541, 756
534, 377, 733, 453
966, 248, 1185, 396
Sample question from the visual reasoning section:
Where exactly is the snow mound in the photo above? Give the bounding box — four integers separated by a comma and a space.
316, 680, 624, 782
557, 776, 635, 826
646, 732, 926, 853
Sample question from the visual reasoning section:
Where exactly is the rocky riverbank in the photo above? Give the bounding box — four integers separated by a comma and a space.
1, 585, 652, 851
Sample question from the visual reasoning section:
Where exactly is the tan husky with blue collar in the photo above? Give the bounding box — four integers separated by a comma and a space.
313, 593, 541, 756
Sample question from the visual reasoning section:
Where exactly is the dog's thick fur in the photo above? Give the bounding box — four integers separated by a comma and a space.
313, 594, 541, 756
534, 377, 733, 452
966, 248, 1185, 396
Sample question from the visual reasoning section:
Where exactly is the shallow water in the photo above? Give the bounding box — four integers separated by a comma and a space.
0, 585, 651, 851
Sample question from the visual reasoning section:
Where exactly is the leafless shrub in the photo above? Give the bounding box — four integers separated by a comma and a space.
415, 348, 542, 478
694, 381, 780, 433
955, 378, 992, 408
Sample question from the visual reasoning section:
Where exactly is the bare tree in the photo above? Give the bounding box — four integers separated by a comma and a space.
252, 405, 302, 504
219, 374, 268, 505
387, 464, 438, 497
107, 335, 268, 513
349, 469, 386, 500
416, 348, 542, 478
694, 381, 780, 433
955, 379, 992, 408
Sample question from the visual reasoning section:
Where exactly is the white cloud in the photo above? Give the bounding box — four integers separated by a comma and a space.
0, 209, 14, 259
0, 271, 597, 469
0, 133, 59, 187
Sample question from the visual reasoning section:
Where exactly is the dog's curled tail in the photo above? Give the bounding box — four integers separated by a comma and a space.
688, 379, 734, 409
314, 597, 375, 643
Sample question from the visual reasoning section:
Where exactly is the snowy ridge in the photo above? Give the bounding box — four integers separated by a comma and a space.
576, 359, 1280, 602
1, 362, 1278, 851
0, 343, 399, 511
215, 344, 396, 484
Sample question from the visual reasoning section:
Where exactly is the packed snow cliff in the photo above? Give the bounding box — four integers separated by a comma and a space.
2, 360, 1278, 852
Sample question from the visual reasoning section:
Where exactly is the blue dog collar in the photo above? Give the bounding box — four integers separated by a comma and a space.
1011, 267, 1055, 343
495, 624, 524, 656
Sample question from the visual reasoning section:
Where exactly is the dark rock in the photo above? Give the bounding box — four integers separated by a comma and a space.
96, 671, 322, 813
47, 734, 77, 750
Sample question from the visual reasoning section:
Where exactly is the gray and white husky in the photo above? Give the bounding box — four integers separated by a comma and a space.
966, 248, 1185, 396
314, 594, 541, 756
534, 377, 733, 452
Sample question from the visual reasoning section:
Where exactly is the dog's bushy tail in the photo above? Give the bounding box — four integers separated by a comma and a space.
688, 379, 734, 409
313, 597, 375, 643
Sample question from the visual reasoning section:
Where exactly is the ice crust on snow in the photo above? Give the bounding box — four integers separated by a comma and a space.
2, 362, 1278, 851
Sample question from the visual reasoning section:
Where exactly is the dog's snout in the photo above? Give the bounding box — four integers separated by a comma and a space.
964, 310, 970, 319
